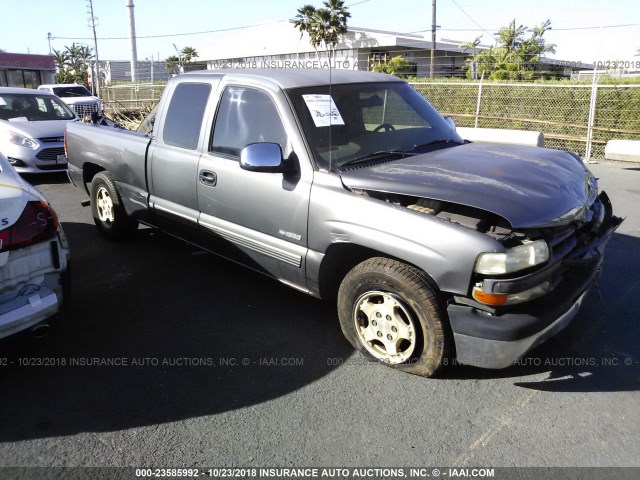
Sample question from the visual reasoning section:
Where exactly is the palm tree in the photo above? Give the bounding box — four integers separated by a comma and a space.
497, 19, 527, 53
53, 43, 93, 85
529, 19, 556, 55
52, 48, 70, 72
324, 0, 350, 51
181, 46, 198, 64
294, 4, 317, 39
293, 1, 350, 60
164, 55, 180, 74
460, 35, 483, 57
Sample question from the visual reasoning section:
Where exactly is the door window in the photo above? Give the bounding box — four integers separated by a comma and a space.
210, 86, 287, 158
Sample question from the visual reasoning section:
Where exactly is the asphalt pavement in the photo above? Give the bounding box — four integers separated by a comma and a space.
0, 160, 638, 470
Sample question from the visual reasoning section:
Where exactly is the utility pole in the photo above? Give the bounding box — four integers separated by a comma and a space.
47, 33, 52, 54
87, 0, 100, 97
126, 0, 138, 82
430, 0, 436, 78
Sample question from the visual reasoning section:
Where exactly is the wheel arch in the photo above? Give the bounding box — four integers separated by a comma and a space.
82, 162, 106, 195
318, 242, 446, 305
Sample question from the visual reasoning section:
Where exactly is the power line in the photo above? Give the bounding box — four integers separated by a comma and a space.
51, 19, 290, 41
51, 0, 374, 42
449, 0, 495, 39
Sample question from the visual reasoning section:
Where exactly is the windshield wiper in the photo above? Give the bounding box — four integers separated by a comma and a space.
338, 150, 415, 169
410, 139, 462, 151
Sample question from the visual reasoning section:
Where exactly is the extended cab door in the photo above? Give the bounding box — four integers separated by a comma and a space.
197, 83, 312, 290
148, 79, 220, 241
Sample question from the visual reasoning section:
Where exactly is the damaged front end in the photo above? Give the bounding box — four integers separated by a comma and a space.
350, 184, 622, 369
449, 190, 622, 368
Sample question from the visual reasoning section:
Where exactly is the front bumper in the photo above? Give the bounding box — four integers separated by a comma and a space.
448, 194, 622, 369
2, 142, 68, 174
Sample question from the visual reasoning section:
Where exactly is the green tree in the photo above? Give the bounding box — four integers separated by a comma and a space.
53, 43, 94, 86
294, 4, 317, 40
164, 55, 180, 74
293, 0, 350, 60
459, 35, 483, 58
180, 46, 199, 64
372, 55, 412, 77
465, 19, 556, 80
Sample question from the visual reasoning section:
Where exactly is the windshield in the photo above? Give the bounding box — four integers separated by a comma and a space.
286, 81, 462, 170
0, 93, 76, 121
52, 86, 93, 97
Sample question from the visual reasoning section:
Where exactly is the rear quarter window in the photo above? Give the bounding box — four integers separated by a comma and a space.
162, 83, 212, 150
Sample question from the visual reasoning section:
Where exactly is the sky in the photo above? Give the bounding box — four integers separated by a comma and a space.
1, 0, 639, 64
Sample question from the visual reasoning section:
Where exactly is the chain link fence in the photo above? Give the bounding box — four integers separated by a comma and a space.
102, 80, 640, 160
101, 84, 164, 112
410, 81, 640, 159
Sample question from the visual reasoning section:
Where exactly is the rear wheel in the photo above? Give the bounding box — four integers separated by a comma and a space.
337, 257, 451, 377
90, 172, 137, 240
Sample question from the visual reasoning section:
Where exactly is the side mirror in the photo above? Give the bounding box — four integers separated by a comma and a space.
444, 116, 456, 131
240, 143, 284, 173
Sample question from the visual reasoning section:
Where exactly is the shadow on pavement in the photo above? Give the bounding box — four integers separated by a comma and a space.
0, 222, 351, 442
1, 224, 638, 441
21, 172, 70, 186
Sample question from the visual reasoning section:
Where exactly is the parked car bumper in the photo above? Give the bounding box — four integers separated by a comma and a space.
0, 231, 70, 339
448, 210, 622, 369
2, 142, 68, 174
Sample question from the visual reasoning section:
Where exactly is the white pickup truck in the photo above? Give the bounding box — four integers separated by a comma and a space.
38, 84, 102, 119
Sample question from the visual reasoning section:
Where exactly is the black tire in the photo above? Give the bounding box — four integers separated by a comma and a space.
90, 172, 137, 241
337, 257, 451, 377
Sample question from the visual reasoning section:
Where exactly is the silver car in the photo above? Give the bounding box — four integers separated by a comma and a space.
0, 152, 70, 338
0, 87, 77, 174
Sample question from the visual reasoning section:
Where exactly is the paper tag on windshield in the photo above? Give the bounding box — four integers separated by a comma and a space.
302, 94, 345, 127
0, 97, 6, 106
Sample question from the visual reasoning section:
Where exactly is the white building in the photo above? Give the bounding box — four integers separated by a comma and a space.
199, 21, 473, 78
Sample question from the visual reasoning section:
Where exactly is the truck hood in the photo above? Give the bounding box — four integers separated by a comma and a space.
339, 142, 593, 229
0, 119, 75, 140
60, 96, 99, 105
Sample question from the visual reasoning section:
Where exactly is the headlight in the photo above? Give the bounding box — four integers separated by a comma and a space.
3, 131, 38, 149
475, 240, 549, 275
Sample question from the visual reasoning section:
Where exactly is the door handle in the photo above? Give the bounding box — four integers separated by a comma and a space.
199, 170, 217, 186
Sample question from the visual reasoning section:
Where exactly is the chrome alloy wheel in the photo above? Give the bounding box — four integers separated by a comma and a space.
95, 186, 115, 223
353, 291, 417, 364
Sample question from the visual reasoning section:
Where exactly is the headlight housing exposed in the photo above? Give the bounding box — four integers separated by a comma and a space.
3, 131, 38, 149
475, 240, 549, 275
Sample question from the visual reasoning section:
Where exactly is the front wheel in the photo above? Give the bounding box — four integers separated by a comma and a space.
90, 172, 137, 241
337, 257, 451, 377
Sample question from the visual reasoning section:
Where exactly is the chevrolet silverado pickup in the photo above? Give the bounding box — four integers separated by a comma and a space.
64, 69, 621, 377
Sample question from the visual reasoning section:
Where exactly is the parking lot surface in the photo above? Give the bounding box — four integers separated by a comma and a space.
0, 161, 638, 468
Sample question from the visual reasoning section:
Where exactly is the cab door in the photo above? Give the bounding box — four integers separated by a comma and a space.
147, 80, 219, 242
196, 84, 312, 290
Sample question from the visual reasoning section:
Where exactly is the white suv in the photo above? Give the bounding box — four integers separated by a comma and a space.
38, 84, 102, 119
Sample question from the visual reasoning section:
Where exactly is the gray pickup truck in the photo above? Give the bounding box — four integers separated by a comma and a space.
65, 69, 621, 377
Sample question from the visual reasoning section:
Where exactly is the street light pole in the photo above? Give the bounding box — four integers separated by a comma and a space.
87, 0, 100, 98
430, 0, 436, 78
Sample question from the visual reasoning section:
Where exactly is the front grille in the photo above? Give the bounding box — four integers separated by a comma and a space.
546, 226, 578, 261
38, 136, 65, 143
72, 103, 99, 118
542, 196, 608, 263
35, 147, 65, 161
